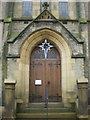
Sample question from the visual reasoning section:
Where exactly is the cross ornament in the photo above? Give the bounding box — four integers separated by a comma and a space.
42, 2, 49, 10
39, 40, 53, 59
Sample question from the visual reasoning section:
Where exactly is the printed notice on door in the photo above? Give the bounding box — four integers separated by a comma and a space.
35, 80, 42, 85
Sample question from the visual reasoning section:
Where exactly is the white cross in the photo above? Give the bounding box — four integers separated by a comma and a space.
39, 40, 53, 59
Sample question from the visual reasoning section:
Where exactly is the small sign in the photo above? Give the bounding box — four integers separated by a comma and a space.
35, 80, 42, 85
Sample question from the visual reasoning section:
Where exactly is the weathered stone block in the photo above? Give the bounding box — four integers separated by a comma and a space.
77, 78, 88, 119
3, 79, 16, 120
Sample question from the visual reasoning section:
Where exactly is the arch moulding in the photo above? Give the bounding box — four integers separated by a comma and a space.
17, 28, 76, 106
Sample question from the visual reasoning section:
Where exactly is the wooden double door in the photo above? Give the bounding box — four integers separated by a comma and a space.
29, 45, 61, 102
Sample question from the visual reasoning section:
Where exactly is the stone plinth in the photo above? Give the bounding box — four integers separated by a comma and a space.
3, 79, 16, 120
77, 78, 88, 120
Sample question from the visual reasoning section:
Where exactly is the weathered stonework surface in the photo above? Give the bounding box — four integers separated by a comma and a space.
0, 2, 7, 19
6, 23, 86, 106
50, 0, 59, 19
2, 23, 10, 82
0, 22, 3, 56
68, 2, 77, 19
7, 59, 19, 80
12, 21, 80, 37
79, 2, 88, 19
0, 22, 3, 119
7, 22, 84, 57
13, 2, 22, 18
4, 79, 16, 119
62, 22, 79, 34
11, 21, 31, 34
12, 1, 88, 19
84, 2, 88, 19
77, 80, 88, 119
0, 2, 2, 19
72, 59, 85, 79
32, 1, 40, 18
80, 24, 88, 56
88, 21, 90, 103
0, 22, 3, 105
3, 23, 10, 42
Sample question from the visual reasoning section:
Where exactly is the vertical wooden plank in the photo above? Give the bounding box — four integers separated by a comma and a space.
46, 59, 61, 102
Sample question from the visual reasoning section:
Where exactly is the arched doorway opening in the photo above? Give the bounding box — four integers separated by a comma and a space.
29, 40, 62, 102
19, 28, 73, 106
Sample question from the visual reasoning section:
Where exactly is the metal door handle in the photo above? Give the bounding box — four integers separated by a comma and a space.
48, 81, 50, 85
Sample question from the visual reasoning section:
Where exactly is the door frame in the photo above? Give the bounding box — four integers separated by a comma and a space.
29, 44, 62, 102
19, 28, 74, 106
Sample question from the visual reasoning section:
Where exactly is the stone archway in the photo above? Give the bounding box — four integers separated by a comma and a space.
17, 28, 76, 106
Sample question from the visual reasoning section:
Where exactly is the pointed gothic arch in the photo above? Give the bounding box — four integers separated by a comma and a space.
16, 28, 76, 106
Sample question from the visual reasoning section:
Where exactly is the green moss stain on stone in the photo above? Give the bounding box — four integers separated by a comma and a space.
4, 17, 12, 23
8, 32, 20, 42
2, 42, 8, 105
2, 42, 8, 81
79, 19, 87, 23
72, 33, 81, 39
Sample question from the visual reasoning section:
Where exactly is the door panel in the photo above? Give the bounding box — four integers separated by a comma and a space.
46, 60, 61, 102
30, 60, 45, 102
30, 45, 61, 102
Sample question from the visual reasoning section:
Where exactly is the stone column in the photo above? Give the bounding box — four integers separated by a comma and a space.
13, 0, 22, 18
4, 79, 16, 120
50, 0, 59, 19
68, 0, 77, 19
78, 2, 87, 40
32, 0, 40, 19
88, 2, 90, 104
79, 2, 86, 19
0, 21, 3, 120
78, 3, 88, 94
77, 78, 88, 120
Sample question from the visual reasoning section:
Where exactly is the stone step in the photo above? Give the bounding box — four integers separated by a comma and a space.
29, 102, 64, 108
15, 118, 78, 120
17, 107, 74, 113
16, 112, 77, 119
88, 105, 90, 115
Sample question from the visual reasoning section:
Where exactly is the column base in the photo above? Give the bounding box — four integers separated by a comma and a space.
2, 117, 15, 120
77, 118, 88, 120
77, 115, 88, 120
